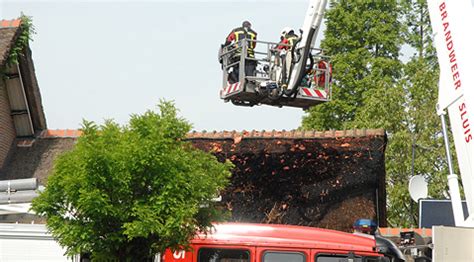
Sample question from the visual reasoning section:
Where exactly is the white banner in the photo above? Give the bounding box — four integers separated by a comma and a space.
428, 0, 474, 217
448, 99, 474, 215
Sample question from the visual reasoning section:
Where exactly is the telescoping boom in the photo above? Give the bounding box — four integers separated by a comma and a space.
285, 0, 327, 96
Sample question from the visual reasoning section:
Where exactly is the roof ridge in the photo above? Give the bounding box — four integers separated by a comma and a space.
40, 128, 385, 139
40, 129, 82, 138
0, 19, 21, 29
187, 128, 385, 139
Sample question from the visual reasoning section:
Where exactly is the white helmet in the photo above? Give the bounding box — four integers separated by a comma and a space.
281, 27, 294, 37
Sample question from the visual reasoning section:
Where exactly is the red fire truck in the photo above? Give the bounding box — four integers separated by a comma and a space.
162, 223, 404, 262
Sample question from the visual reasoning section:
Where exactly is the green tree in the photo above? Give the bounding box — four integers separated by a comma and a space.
302, 0, 449, 226
302, 0, 404, 130
385, 0, 449, 226
32, 101, 232, 261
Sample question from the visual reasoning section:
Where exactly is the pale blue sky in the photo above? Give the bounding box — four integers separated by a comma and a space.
1, 0, 321, 131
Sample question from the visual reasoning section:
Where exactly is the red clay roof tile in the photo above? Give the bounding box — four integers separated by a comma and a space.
40, 129, 82, 138
39, 128, 385, 139
0, 19, 21, 28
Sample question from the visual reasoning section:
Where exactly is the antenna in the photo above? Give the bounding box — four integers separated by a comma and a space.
409, 175, 428, 202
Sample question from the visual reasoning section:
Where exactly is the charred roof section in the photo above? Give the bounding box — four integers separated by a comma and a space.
188, 129, 387, 232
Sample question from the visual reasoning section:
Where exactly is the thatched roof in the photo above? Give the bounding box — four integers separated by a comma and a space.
1, 128, 387, 231
0, 19, 21, 67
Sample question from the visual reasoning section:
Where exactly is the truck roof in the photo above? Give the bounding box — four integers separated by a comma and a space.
192, 223, 376, 253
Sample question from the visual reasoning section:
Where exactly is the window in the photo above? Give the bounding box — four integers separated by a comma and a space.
316, 257, 361, 262
263, 251, 306, 262
316, 255, 379, 262
198, 248, 250, 262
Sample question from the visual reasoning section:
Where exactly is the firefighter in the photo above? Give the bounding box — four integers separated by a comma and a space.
313, 58, 332, 88
224, 20, 258, 84
277, 27, 298, 50
276, 28, 299, 85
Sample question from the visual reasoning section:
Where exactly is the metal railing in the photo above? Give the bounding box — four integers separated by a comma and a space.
220, 39, 332, 98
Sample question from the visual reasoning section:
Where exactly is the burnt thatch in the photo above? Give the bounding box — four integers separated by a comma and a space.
188, 129, 387, 232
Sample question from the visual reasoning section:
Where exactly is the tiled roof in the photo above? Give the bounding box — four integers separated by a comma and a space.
0, 19, 22, 67
36, 128, 385, 139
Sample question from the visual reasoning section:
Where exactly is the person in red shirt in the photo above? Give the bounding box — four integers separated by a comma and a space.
277, 28, 298, 51
314, 59, 332, 88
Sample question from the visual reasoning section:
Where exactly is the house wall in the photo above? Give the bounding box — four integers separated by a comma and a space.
0, 78, 16, 168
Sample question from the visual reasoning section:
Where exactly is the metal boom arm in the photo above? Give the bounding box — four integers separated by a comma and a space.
286, 0, 328, 95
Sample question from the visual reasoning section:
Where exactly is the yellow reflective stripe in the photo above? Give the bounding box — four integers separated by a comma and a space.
233, 30, 256, 54
245, 32, 256, 49
235, 31, 256, 41
234, 31, 244, 48
287, 36, 298, 46
234, 31, 245, 39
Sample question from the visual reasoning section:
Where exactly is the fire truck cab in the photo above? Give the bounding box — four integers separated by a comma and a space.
163, 223, 404, 262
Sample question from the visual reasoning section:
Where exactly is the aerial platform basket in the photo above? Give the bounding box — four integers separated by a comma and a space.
219, 39, 332, 110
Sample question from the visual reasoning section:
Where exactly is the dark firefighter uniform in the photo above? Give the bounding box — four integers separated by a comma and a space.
224, 21, 258, 84
225, 26, 258, 58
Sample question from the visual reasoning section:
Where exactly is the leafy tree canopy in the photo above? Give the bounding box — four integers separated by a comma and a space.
302, 0, 451, 226
32, 101, 233, 260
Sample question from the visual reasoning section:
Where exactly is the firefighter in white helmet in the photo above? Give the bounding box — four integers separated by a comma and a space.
275, 27, 298, 86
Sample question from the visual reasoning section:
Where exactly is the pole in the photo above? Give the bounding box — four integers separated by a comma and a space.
440, 112, 465, 226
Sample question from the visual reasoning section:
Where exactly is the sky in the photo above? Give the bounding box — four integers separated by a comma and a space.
1, 0, 320, 132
